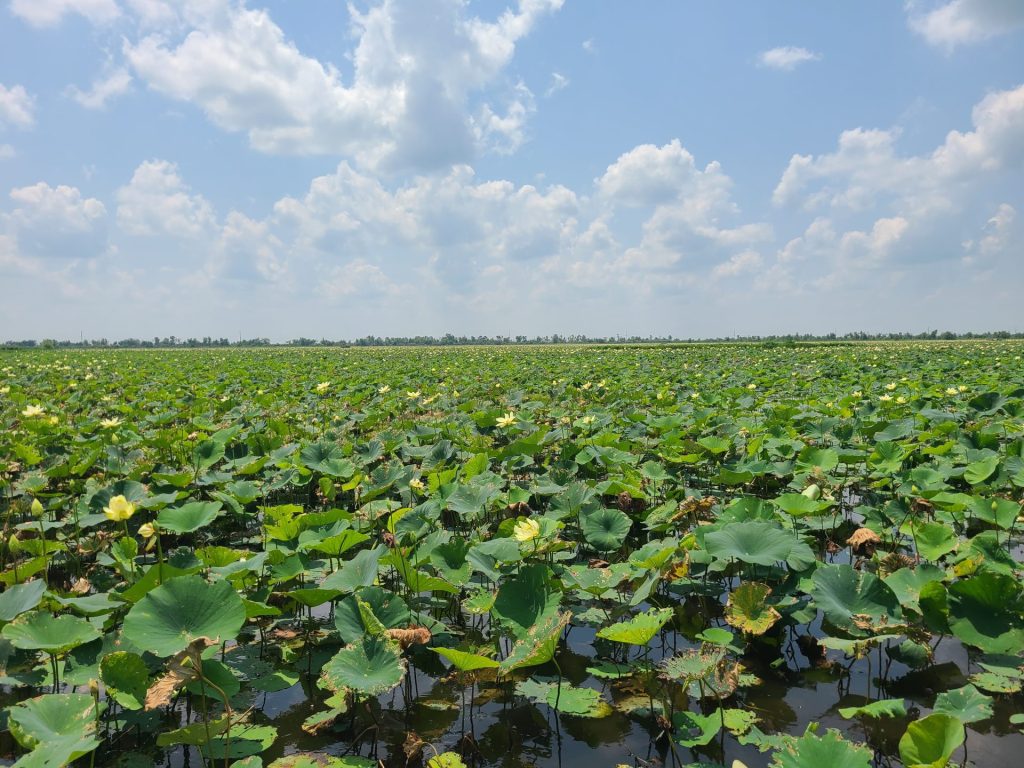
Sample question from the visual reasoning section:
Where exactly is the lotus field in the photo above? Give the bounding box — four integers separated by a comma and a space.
2, 342, 1024, 768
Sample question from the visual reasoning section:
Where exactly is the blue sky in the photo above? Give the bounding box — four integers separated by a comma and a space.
1, 0, 1022, 340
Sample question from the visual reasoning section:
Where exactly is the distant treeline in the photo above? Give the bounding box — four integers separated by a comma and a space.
3, 330, 1024, 350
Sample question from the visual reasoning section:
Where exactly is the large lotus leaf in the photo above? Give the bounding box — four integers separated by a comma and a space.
499, 610, 570, 673
795, 446, 839, 474
911, 521, 958, 561
301, 530, 370, 558
932, 684, 993, 724
321, 546, 385, 593
203, 723, 278, 760
7, 693, 102, 767
192, 439, 226, 472
321, 636, 405, 696
705, 521, 814, 570
725, 581, 781, 636
898, 713, 964, 768
122, 575, 245, 656
334, 587, 410, 644
581, 507, 632, 552
968, 496, 1020, 530
157, 501, 223, 534
268, 755, 377, 768
947, 572, 1024, 654
838, 699, 906, 719
491, 564, 560, 638
516, 678, 612, 718
431, 647, 500, 672
810, 564, 901, 636
0, 580, 46, 622
883, 565, 945, 610
596, 607, 673, 646
99, 651, 150, 710
771, 727, 873, 768
300, 442, 355, 478
1, 611, 101, 654
964, 455, 999, 485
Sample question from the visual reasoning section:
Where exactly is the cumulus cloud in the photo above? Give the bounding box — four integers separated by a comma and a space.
773, 84, 1024, 215
963, 203, 1016, 263
3, 182, 107, 262
116, 159, 216, 238
758, 46, 822, 71
545, 72, 569, 97
9, 0, 120, 27
67, 69, 133, 110
123, 0, 563, 172
908, 0, 1024, 49
0, 83, 35, 128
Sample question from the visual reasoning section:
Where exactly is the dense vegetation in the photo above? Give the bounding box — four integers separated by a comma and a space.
1, 342, 1022, 768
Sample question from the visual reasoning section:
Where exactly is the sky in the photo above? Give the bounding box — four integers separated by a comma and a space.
0, 0, 1022, 341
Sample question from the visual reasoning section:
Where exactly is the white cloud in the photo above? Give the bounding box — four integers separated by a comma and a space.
963, 202, 1016, 263
908, 0, 1024, 49
758, 46, 822, 71
581, 38, 596, 54
0, 144, 14, 159
545, 72, 569, 97
711, 250, 763, 279
67, 69, 133, 110
9, 0, 120, 27
123, 0, 563, 172
116, 159, 216, 238
0, 83, 35, 128
774, 84, 1024, 215
3, 182, 108, 263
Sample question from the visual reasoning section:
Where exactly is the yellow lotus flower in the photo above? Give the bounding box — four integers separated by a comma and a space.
496, 412, 517, 428
957, 385, 968, 393
406, 390, 421, 399
945, 387, 959, 396
100, 417, 122, 429
0, 386, 10, 394
885, 382, 897, 390
513, 517, 540, 543
21, 404, 45, 417
409, 478, 425, 493
138, 522, 157, 539
746, 383, 757, 390
315, 381, 331, 393
378, 385, 391, 394
103, 495, 136, 522
30, 498, 44, 517
879, 394, 893, 402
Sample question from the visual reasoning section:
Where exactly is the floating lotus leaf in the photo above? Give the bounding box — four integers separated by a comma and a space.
499, 610, 570, 673
122, 575, 245, 656
321, 636, 406, 696
596, 607, 673, 646
932, 684, 993, 724
431, 647, 499, 672
838, 698, 906, 719
581, 507, 632, 551
516, 678, 611, 718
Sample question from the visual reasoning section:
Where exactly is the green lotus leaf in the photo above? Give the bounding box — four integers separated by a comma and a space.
672, 708, 722, 747
810, 564, 901, 637
771, 727, 873, 768
321, 636, 406, 696
838, 698, 906, 719
516, 678, 612, 718
300, 442, 356, 478
581, 507, 632, 551
964, 455, 999, 485
596, 607, 673, 646
157, 501, 223, 534
1, 611, 101, 654
7, 693, 102, 767
334, 587, 411, 644
499, 610, 570, 673
705, 520, 814, 570
321, 546, 385, 593
203, 723, 278, 759
796, 446, 839, 473
932, 684, 993, 724
99, 651, 150, 710
491, 564, 560, 638
725, 581, 781, 635
431, 647, 499, 672
0, 579, 47, 623
426, 755, 467, 768
910, 521, 958, 561
268, 755, 377, 768
122, 575, 245, 656
898, 713, 964, 768
947, 572, 1024, 653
